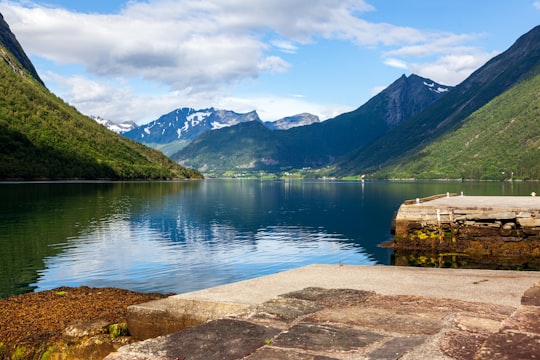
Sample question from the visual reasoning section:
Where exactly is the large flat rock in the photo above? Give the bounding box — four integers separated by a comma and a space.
107, 281, 540, 360
125, 265, 538, 341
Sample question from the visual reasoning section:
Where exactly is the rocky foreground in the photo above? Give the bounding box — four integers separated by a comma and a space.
0, 287, 169, 359
106, 285, 540, 360
1, 273, 539, 359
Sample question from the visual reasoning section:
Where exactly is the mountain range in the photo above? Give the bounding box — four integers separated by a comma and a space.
335, 23, 540, 179
3, 7, 540, 181
171, 74, 451, 175
114, 108, 320, 156
167, 25, 540, 180
0, 13, 202, 180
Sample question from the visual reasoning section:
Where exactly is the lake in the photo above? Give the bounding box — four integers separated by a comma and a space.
1, 180, 537, 298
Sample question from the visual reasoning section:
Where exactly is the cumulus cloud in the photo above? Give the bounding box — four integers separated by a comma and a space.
1, 0, 441, 91
46, 70, 346, 123
0, 0, 496, 121
381, 31, 495, 86
384, 58, 408, 70
258, 56, 291, 73
408, 51, 498, 86
534, 1, 540, 10
45, 72, 183, 122
217, 94, 354, 121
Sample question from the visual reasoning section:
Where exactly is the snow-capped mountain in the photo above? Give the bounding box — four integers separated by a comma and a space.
264, 113, 320, 130
123, 107, 260, 144
92, 116, 138, 133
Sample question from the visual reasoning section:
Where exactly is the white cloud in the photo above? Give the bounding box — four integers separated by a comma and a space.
1, 0, 440, 92
258, 56, 290, 73
0, 0, 496, 121
216, 95, 354, 121
385, 32, 482, 58
45, 70, 349, 123
384, 58, 408, 70
409, 51, 498, 86
534, 1, 540, 10
271, 39, 299, 54
380, 31, 495, 85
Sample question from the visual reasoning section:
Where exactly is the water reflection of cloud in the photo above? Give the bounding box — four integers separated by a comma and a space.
33, 218, 375, 295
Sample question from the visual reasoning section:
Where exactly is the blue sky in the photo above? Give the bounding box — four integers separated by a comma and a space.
1, 1, 539, 124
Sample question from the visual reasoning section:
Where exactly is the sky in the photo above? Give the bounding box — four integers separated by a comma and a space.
0, 1, 539, 125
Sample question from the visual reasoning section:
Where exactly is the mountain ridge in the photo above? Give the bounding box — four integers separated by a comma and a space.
0, 13, 43, 86
172, 74, 450, 175
123, 107, 260, 144
335, 24, 540, 177
378, 71, 540, 180
264, 113, 320, 130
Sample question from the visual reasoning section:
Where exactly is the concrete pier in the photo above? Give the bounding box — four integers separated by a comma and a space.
391, 194, 540, 268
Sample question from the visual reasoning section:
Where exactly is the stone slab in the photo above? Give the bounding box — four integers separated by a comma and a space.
127, 298, 251, 340
107, 319, 280, 360
170, 265, 539, 308
366, 336, 427, 360
126, 265, 539, 340
108, 281, 540, 360
417, 195, 540, 209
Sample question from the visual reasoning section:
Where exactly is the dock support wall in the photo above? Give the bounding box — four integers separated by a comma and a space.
392, 195, 540, 268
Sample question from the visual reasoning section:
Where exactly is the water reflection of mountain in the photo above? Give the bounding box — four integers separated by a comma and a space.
138, 181, 393, 261
3, 180, 537, 298
0, 182, 199, 298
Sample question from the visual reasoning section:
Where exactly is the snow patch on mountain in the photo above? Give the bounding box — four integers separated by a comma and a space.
123, 107, 261, 144
423, 81, 449, 94
92, 116, 138, 133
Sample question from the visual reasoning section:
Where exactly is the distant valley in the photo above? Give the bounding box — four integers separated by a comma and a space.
105, 25, 540, 181
4, 6, 540, 181
99, 108, 321, 157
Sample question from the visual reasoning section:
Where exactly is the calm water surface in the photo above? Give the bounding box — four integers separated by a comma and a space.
1, 180, 538, 298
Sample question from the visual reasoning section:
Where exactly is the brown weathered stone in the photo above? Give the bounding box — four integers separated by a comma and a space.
273, 323, 384, 352
106, 281, 539, 360
407, 222, 423, 230
280, 287, 374, 307
109, 318, 280, 360
127, 298, 250, 340
476, 332, 540, 360
251, 297, 323, 322
501, 306, 540, 335
63, 319, 109, 340
521, 283, 540, 306
244, 348, 338, 360
308, 307, 443, 335
367, 335, 427, 360
441, 331, 489, 360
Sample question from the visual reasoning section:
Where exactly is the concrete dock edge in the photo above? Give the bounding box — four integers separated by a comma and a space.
126, 264, 539, 340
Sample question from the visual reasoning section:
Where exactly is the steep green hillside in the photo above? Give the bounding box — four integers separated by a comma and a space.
176, 121, 285, 174
0, 44, 202, 180
375, 72, 540, 180
335, 25, 540, 178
